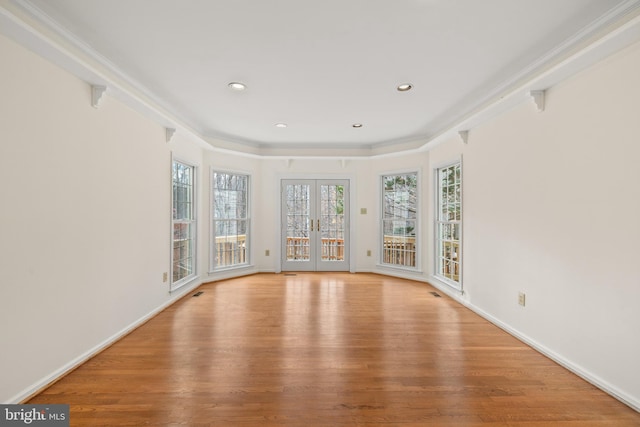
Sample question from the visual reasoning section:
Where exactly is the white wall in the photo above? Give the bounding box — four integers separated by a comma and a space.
2, 21, 639, 411
0, 34, 204, 403
204, 157, 377, 276
428, 40, 640, 409
203, 153, 432, 277
203, 155, 374, 277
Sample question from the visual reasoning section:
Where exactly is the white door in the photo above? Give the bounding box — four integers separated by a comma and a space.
281, 179, 349, 271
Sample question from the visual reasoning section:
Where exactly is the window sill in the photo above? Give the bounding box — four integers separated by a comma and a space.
376, 263, 422, 274
170, 275, 199, 293
208, 264, 253, 275
430, 274, 463, 293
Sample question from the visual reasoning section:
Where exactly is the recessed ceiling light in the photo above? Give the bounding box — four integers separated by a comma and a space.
275, 123, 288, 128
228, 82, 246, 91
397, 83, 413, 92
352, 123, 363, 128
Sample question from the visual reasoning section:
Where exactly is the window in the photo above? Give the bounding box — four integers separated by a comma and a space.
381, 172, 418, 268
172, 161, 196, 289
436, 162, 462, 287
212, 171, 250, 269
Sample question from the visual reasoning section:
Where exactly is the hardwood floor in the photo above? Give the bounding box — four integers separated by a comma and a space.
29, 273, 640, 426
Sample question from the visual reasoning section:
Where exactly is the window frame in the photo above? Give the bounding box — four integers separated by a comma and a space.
434, 160, 463, 290
379, 170, 420, 271
210, 169, 251, 272
171, 159, 197, 291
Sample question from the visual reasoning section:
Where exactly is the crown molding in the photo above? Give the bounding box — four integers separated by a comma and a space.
1, 0, 211, 150
2, 0, 640, 158
446, 0, 640, 125
422, 7, 640, 152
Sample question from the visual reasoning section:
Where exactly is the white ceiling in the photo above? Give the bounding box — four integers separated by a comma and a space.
5, 0, 640, 154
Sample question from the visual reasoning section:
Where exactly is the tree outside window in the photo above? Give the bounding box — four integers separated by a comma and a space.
212, 172, 249, 269
381, 173, 418, 268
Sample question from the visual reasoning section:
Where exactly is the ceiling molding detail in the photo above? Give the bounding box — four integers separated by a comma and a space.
529, 90, 546, 112
458, 131, 469, 145
165, 128, 176, 143
91, 85, 107, 109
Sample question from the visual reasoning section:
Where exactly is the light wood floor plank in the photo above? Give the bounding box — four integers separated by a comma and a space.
28, 273, 640, 426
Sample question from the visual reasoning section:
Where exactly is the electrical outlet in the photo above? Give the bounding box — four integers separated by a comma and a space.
518, 292, 526, 307
367, 250, 372, 257
265, 249, 270, 256
163, 272, 168, 283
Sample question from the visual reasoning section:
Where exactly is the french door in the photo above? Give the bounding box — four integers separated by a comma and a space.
281, 179, 349, 271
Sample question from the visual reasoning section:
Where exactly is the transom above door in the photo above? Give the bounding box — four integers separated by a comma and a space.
281, 179, 350, 271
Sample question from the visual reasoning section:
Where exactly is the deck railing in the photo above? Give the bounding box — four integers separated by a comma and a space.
286, 237, 345, 261
286, 235, 417, 266
382, 235, 416, 267
215, 235, 247, 266
441, 241, 460, 281
217, 234, 418, 267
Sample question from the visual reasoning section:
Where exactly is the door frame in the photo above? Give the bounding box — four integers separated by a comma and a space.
275, 173, 355, 273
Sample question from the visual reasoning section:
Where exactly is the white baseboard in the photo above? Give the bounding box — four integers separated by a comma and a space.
426, 279, 640, 413
14, 272, 638, 413
8, 279, 203, 404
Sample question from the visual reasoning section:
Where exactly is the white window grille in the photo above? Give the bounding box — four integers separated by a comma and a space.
436, 163, 462, 287
381, 172, 418, 268
172, 161, 196, 289
212, 171, 250, 269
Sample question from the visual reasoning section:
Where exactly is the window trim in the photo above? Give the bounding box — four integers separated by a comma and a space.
210, 168, 252, 272
171, 158, 198, 291
433, 159, 463, 291
378, 169, 421, 272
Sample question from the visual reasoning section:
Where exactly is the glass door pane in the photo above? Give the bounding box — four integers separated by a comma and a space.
319, 184, 345, 262
281, 179, 349, 272
285, 183, 311, 261
316, 180, 349, 271
281, 180, 316, 271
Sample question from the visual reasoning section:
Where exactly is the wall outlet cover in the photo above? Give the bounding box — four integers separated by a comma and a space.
518, 292, 526, 306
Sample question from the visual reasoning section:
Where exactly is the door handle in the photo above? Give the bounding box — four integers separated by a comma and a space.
310, 219, 314, 232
